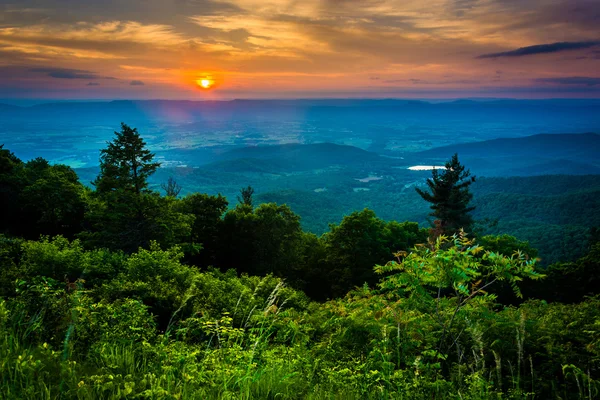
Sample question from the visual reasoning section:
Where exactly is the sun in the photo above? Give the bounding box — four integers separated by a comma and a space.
197, 78, 214, 89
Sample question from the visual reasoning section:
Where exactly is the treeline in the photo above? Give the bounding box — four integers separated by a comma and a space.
255, 175, 600, 266
1, 124, 598, 303
0, 127, 428, 300
1, 125, 600, 399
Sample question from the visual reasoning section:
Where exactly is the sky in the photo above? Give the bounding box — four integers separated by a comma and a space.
0, 0, 599, 99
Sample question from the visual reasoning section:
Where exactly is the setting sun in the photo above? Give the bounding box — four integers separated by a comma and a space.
197, 79, 214, 89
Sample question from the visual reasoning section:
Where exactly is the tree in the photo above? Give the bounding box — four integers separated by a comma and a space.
0, 144, 21, 174
0, 145, 24, 235
93, 123, 160, 195
20, 160, 87, 238
161, 176, 182, 198
219, 202, 303, 276
321, 209, 428, 299
527, 241, 600, 303
1, 150, 86, 239
80, 190, 193, 253
83, 124, 192, 252
176, 193, 228, 266
237, 185, 254, 207
416, 153, 476, 235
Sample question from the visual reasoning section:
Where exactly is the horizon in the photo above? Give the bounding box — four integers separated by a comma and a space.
2, 97, 600, 107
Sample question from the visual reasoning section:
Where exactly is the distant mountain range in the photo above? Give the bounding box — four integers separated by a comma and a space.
1, 99, 599, 124
199, 133, 600, 176
418, 132, 600, 159
413, 133, 600, 176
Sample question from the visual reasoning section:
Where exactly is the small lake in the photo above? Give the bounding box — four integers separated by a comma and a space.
408, 165, 446, 171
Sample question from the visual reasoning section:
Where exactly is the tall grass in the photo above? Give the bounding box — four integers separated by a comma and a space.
0, 290, 598, 400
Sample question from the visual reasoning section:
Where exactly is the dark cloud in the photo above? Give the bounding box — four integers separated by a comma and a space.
130, 80, 145, 86
532, 0, 600, 32
450, 0, 479, 17
30, 67, 114, 79
86, 82, 100, 86
535, 76, 600, 86
477, 41, 600, 58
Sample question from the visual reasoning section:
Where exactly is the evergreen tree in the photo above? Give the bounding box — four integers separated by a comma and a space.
416, 153, 476, 235
93, 123, 160, 195
237, 185, 254, 207
83, 124, 191, 252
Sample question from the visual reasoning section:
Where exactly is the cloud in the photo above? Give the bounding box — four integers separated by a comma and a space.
86, 82, 100, 86
477, 41, 600, 59
130, 80, 145, 85
535, 76, 600, 86
382, 78, 480, 85
2, 0, 600, 98
30, 67, 114, 79
0, 21, 192, 60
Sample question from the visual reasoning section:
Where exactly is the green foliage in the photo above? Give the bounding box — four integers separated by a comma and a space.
376, 232, 544, 359
0, 235, 23, 297
82, 125, 194, 253
98, 243, 195, 329
93, 123, 160, 196
1, 233, 599, 399
1, 132, 600, 398
478, 234, 538, 260
176, 192, 228, 266
75, 297, 157, 350
416, 153, 476, 234
81, 190, 194, 253
238, 185, 255, 207
321, 209, 428, 299
220, 202, 304, 277
527, 241, 600, 303
0, 151, 86, 239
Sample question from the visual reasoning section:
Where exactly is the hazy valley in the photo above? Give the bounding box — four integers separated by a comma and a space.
4, 99, 599, 264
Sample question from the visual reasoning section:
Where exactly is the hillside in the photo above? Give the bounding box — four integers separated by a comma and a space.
194, 143, 385, 173
418, 132, 600, 159
414, 133, 600, 176
217, 142, 381, 164
256, 175, 600, 265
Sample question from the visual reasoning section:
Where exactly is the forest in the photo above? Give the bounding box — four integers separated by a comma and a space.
1, 123, 599, 399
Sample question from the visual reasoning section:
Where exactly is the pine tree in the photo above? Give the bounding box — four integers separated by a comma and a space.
93, 123, 160, 195
416, 153, 476, 235
84, 124, 175, 252
237, 185, 254, 207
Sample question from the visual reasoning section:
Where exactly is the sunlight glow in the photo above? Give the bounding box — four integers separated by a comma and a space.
197, 79, 214, 89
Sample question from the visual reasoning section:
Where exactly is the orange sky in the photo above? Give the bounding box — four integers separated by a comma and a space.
1, 0, 599, 99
